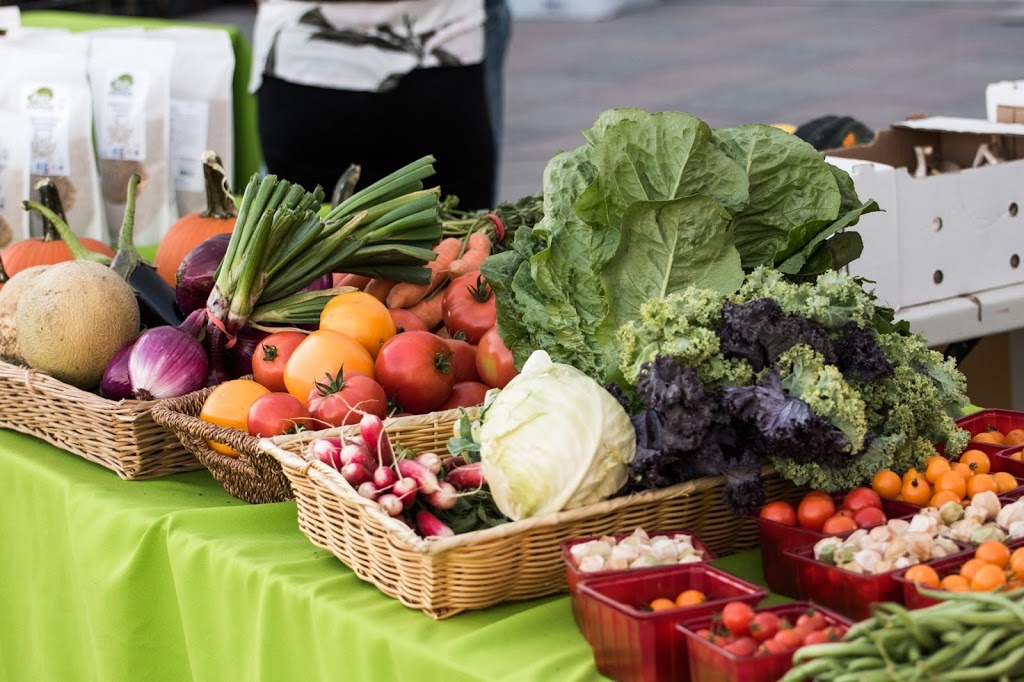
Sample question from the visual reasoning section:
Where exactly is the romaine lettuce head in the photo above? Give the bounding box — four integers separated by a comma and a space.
478, 351, 637, 520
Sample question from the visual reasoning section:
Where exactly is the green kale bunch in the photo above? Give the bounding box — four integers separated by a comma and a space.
615, 267, 970, 507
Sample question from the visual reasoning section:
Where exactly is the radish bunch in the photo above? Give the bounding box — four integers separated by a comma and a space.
307, 413, 489, 538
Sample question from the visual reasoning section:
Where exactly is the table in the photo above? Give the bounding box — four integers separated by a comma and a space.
0, 429, 768, 682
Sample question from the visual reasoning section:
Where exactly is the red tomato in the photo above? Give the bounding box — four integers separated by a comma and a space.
251, 331, 307, 393
772, 628, 805, 651
306, 370, 387, 427
389, 308, 429, 333
834, 509, 855, 519
802, 630, 830, 646
722, 637, 759, 657
374, 331, 456, 413
475, 326, 519, 389
758, 501, 797, 526
246, 392, 313, 437
853, 505, 887, 528
437, 381, 490, 411
442, 272, 496, 344
796, 610, 827, 632
842, 487, 883, 513
821, 514, 858, 534
446, 337, 480, 384
805, 490, 832, 499
749, 611, 780, 642
797, 495, 837, 531
721, 602, 756, 637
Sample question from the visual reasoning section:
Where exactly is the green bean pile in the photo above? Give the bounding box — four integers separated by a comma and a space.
782, 588, 1024, 682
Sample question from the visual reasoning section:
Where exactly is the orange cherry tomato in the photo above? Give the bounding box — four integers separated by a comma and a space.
993, 472, 1019, 494
319, 291, 397, 360
967, 474, 999, 499
972, 430, 1005, 445
872, 470, 902, 500
970, 563, 1007, 592
1009, 548, 1024, 580
935, 470, 968, 499
924, 457, 951, 484
675, 590, 707, 607
976, 541, 1011, 569
959, 558, 989, 583
940, 574, 971, 592
282, 329, 376, 402
649, 598, 677, 612
199, 379, 272, 456
929, 490, 962, 508
1005, 429, 1024, 446
821, 515, 858, 534
959, 449, 991, 475
903, 564, 940, 588
952, 462, 975, 480
901, 473, 932, 506
902, 468, 922, 486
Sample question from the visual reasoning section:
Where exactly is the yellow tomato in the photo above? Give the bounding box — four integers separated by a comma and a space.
282, 329, 376, 402
319, 291, 397, 359
199, 379, 272, 456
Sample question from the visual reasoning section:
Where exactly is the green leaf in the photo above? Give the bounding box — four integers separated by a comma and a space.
599, 196, 744, 336
712, 124, 842, 268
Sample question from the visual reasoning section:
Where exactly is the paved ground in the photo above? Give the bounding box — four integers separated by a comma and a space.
186, 0, 1024, 201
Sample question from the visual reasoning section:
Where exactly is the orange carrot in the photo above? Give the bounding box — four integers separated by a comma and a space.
364, 278, 397, 304
447, 232, 492, 280
387, 237, 463, 309
406, 289, 445, 329
333, 273, 371, 289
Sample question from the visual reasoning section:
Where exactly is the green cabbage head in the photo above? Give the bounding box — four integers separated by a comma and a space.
478, 351, 636, 521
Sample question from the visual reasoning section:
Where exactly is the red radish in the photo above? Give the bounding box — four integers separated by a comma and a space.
416, 510, 455, 538
377, 493, 404, 517
341, 462, 373, 487
359, 413, 394, 466
397, 458, 440, 495
373, 465, 398, 490
393, 477, 419, 510
416, 452, 443, 475
309, 437, 342, 465
424, 481, 458, 510
447, 462, 484, 490
441, 455, 466, 473
340, 442, 375, 470
357, 481, 379, 500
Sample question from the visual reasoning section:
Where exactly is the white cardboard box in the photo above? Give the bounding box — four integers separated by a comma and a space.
986, 80, 1024, 124
508, 0, 659, 22
827, 116, 1024, 311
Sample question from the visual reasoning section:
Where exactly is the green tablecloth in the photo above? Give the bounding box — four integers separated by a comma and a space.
20, 10, 262, 192
0, 429, 768, 682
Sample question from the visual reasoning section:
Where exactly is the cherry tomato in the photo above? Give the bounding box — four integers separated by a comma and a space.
442, 271, 496, 344
821, 514, 858, 534
852, 506, 887, 528
246, 392, 313, 437
306, 369, 387, 427
283, 329, 376, 402
721, 602, 756, 637
374, 331, 456, 413
796, 609, 827, 632
722, 637, 759, 657
200, 379, 271, 456
319, 291, 397, 359
251, 331, 307, 392
797, 495, 836, 531
802, 630, 830, 646
476, 326, 519, 389
772, 628, 804, 651
758, 501, 797, 526
841, 487, 882, 513
436, 381, 490, 411
446, 336, 480, 384
389, 308, 429, 333
749, 611, 780, 642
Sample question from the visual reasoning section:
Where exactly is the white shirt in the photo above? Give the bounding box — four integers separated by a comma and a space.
250, 0, 486, 94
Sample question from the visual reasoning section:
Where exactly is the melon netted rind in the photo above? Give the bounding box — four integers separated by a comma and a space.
15, 260, 140, 389
0, 265, 51, 362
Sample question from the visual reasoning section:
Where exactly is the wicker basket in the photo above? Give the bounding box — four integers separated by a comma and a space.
263, 427, 802, 619
152, 388, 476, 505
0, 360, 201, 480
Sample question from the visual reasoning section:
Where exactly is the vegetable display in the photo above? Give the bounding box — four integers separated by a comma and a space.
481, 108, 879, 382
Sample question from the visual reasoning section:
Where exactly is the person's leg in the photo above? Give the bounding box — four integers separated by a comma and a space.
484, 0, 512, 175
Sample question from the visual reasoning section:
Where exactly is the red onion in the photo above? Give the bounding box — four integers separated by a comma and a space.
100, 341, 136, 400
296, 273, 333, 294
228, 327, 271, 379
175, 233, 230, 316
129, 326, 210, 400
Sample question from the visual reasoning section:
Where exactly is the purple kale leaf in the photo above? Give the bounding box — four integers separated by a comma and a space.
832, 321, 893, 381
717, 298, 835, 371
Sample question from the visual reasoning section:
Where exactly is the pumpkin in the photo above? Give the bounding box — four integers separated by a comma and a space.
1, 179, 114, 278
153, 150, 237, 287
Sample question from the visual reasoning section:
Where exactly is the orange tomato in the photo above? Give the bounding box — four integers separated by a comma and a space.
903, 564, 940, 588
1012, 451, 1024, 462
972, 430, 1005, 445
924, 457, 951, 484
959, 449, 991, 475
976, 541, 1011, 569
902, 468, 921, 486
959, 558, 989, 584
1005, 429, 1024, 446
675, 590, 707, 607
970, 563, 1007, 592
952, 462, 975, 480
282, 329, 376, 402
821, 515, 858, 534
967, 473, 998, 499
940, 574, 971, 592
993, 472, 1019, 494
199, 379, 272, 456
319, 291, 397, 360
1009, 548, 1024, 579
929, 490, 962, 508
872, 470, 902, 500
901, 474, 932, 506
649, 598, 677, 611
934, 470, 968, 499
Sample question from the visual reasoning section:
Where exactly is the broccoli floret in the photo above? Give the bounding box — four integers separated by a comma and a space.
717, 298, 835, 371
774, 344, 868, 454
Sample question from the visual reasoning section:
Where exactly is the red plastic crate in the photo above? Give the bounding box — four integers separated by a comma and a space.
784, 542, 967, 621
893, 554, 976, 610
993, 446, 1024, 479
955, 409, 1024, 447
576, 563, 766, 682
676, 602, 853, 682
754, 493, 916, 598
562, 530, 714, 635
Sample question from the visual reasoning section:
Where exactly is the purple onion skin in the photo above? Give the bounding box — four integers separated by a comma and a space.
129, 326, 210, 400
100, 340, 136, 400
228, 327, 271, 379
295, 273, 333, 294
175, 233, 231, 316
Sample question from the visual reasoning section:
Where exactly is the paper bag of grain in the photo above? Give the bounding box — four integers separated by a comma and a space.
0, 112, 30, 247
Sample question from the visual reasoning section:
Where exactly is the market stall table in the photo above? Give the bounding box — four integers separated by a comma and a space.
0, 430, 770, 682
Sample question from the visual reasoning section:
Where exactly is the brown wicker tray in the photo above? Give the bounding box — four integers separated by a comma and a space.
0, 360, 201, 480
263, 426, 802, 619
152, 387, 477, 505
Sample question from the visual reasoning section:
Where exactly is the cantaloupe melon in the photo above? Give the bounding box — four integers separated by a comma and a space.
16, 261, 140, 389
0, 265, 51, 362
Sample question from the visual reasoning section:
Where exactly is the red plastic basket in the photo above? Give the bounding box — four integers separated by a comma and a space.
576, 563, 766, 682
955, 409, 1024, 444
562, 530, 714, 635
676, 602, 853, 682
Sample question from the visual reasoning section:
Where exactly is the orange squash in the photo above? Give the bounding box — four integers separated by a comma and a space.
152, 150, 237, 287
2, 179, 114, 278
